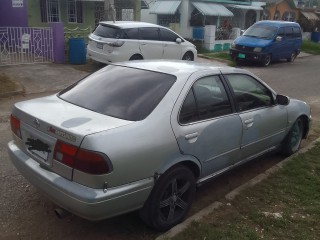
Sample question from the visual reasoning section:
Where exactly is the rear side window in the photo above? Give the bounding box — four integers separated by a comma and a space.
140, 27, 160, 41
179, 75, 232, 124
285, 27, 293, 38
94, 24, 122, 39
293, 27, 301, 38
59, 66, 176, 121
123, 28, 139, 39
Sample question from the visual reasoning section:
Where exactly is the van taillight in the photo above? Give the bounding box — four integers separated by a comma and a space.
54, 140, 112, 175
10, 115, 21, 139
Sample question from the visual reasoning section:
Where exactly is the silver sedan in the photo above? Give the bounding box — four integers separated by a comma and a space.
8, 60, 311, 231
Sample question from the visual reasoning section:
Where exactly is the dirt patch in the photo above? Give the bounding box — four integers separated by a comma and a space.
0, 73, 19, 94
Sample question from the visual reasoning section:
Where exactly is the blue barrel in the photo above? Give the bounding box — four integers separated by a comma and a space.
69, 38, 86, 64
311, 32, 320, 43
193, 27, 204, 40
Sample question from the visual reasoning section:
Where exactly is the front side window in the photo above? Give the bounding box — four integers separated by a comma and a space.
225, 74, 273, 112
67, 0, 83, 23
179, 76, 232, 124
59, 66, 176, 121
40, 0, 60, 22
160, 28, 179, 42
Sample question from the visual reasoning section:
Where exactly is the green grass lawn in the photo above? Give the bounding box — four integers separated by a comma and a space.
302, 40, 320, 55
173, 142, 320, 240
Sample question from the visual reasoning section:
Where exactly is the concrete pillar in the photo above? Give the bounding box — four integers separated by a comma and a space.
134, 0, 141, 21
49, 22, 65, 64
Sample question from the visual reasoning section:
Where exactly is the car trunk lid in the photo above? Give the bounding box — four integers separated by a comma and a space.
11, 94, 132, 179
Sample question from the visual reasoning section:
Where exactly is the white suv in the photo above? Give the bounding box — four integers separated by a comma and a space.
87, 21, 197, 63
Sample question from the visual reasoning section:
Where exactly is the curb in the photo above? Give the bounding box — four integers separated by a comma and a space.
156, 137, 320, 240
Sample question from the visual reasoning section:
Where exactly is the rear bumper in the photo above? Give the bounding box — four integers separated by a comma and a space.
8, 140, 153, 220
229, 48, 267, 63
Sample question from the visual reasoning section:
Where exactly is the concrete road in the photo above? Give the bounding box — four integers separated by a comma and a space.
0, 56, 319, 239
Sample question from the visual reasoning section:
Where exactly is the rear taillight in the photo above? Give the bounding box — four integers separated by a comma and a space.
54, 140, 112, 175
10, 115, 21, 139
108, 40, 124, 47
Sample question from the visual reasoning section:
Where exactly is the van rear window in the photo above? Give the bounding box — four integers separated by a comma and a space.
94, 24, 123, 39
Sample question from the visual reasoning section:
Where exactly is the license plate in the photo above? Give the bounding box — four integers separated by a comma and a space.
30, 148, 49, 161
238, 53, 246, 59
97, 42, 103, 49
25, 137, 51, 161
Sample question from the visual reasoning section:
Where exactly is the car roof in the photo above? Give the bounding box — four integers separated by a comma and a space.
255, 20, 300, 27
110, 60, 234, 77
99, 21, 163, 29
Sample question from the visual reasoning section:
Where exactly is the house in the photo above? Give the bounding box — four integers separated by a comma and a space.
140, 0, 265, 51
0, 0, 147, 65
141, 0, 266, 40
265, 0, 320, 32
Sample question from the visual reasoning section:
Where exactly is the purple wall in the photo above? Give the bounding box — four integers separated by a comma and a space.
0, 0, 28, 27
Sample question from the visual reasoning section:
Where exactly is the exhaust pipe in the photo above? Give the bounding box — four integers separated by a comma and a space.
54, 208, 71, 219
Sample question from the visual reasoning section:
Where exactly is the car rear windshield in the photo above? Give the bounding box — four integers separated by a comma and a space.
244, 25, 277, 40
94, 24, 123, 38
58, 65, 176, 121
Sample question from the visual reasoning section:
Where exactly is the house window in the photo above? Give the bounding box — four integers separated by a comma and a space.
158, 13, 180, 27
67, 0, 83, 23
40, 0, 60, 22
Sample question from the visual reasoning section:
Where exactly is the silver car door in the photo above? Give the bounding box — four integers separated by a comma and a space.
224, 73, 288, 160
171, 72, 242, 180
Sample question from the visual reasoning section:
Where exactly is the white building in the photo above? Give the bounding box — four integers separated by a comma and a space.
141, 0, 265, 51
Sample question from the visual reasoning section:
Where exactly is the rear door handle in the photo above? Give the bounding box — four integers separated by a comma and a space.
185, 132, 198, 143
244, 118, 254, 128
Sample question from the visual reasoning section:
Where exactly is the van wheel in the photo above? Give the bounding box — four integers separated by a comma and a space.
182, 52, 194, 61
262, 54, 271, 67
129, 54, 143, 60
140, 165, 196, 231
287, 52, 296, 62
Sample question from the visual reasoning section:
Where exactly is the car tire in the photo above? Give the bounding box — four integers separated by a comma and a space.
287, 52, 296, 62
140, 165, 196, 231
262, 54, 271, 67
129, 54, 143, 60
182, 52, 194, 61
281, 118, 304, 156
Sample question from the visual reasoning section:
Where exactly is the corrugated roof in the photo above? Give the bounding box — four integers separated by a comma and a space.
149, 1, 181, 14
192, 2, 234, 17
301, 11, 319, 20
227, 4, 263, 11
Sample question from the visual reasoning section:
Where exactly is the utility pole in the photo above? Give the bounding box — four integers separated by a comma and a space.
104, 0, 115, 22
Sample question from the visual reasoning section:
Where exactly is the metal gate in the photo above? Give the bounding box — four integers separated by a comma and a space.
0, 27, 54, 66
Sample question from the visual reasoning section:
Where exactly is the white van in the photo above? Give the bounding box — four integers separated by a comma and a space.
87, 21, 197, 63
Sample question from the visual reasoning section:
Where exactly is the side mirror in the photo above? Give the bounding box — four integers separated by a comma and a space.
276, 36, 282, 42
276, 94, 290, 105
176, 38, 182, 44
